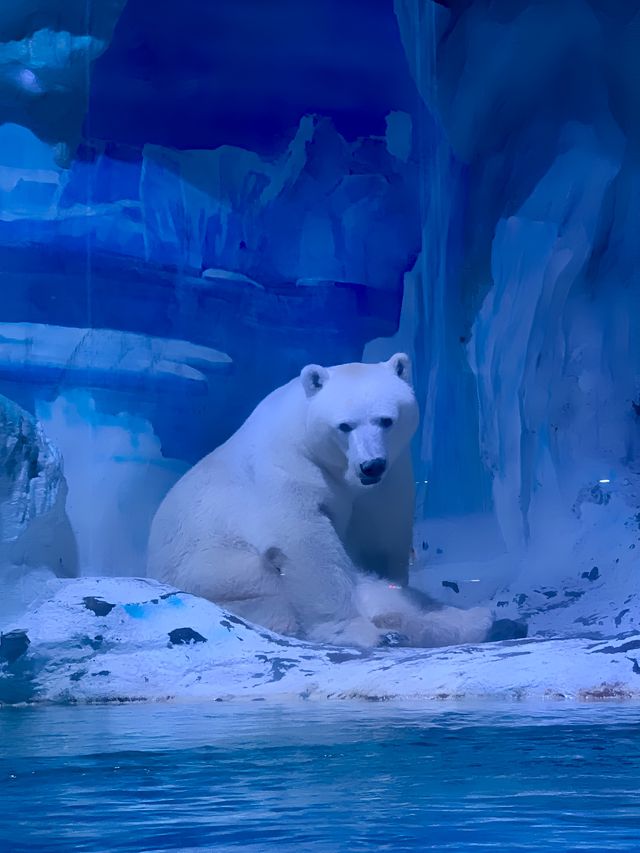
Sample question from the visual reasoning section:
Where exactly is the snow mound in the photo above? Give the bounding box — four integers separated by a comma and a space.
2, 578, 639, 705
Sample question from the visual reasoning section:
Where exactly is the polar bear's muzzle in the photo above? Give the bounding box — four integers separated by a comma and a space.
358, 457, 387, 485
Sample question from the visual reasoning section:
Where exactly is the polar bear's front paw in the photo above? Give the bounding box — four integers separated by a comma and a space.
308, 616, 388, 648
416, 605, 494, 648
372, 611, 404, 631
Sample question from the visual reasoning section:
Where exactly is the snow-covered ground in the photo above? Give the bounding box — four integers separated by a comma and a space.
2, 577, 638, 705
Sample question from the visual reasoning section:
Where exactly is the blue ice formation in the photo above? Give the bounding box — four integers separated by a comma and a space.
1, 0, 640, 618
0, 118, 416, 459
0, 3, 127, 158
393, 2, 640, 554
0, 393, 76, 575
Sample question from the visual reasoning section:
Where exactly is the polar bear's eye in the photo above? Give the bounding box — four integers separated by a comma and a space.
378, 417, 394, 429
337, 422, 354, 433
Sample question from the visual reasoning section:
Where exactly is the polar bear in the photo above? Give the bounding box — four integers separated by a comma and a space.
147, 354, 494, 648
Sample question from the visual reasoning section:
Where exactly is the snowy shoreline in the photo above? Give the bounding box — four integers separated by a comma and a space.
2, 577, 639, 706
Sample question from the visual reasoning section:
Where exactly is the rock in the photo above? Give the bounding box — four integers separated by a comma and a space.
0, 629, 30, 664
0, 394, 76, 576
83, 597, 115, 617
0, 577, 637, 705
168, 627, 207, 646
486, 619, 528, 643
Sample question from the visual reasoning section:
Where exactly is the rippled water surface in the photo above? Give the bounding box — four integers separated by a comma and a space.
1, 702, 639, 851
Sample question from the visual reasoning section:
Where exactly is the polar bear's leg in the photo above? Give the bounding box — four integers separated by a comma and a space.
263, 502, 367, 629
222, 546, 301, 635
354, 576, 492, 648
346, 451, 415, 585
413, 606, 493, 647
178, 541, 302, 636
306, 615, 384, 647
148, 510, 301, 636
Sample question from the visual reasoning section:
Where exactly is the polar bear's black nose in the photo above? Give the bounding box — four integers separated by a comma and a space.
360, 458, 386, 479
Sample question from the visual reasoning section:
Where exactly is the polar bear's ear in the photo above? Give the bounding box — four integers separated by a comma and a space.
300, 364, 329, 397
387, 353, 411, 383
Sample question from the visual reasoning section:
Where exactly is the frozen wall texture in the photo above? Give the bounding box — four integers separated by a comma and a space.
1, 0, 639, 637
0, 393, 76, 573
393, 0, 640, 634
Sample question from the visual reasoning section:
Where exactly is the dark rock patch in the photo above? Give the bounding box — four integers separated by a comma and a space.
168, 628, 207, 645
83, 597, 115, 617
594, 639, 640, 655
255, 654, 298, 682
574, 616, 598, 626
628, 657, 640, 675
564, 590, 584, 601
70, 669, 87, 682
615, 609, 630, 628
220, 612, 255, 631
326, 651, 364, 663
487, 619, 528, 642
220, 619, 242, 634
0, 630, 30, 664
442, 580, 459, 594
581, 566, 600, 582
148, 591, 183, 604
494, 650, 531, 660
257, 630, 294, 647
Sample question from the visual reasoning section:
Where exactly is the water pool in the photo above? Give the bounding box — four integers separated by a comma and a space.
1, 702, 639, 852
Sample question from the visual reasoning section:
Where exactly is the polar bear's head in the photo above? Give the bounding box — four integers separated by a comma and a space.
300, 354, 418, 488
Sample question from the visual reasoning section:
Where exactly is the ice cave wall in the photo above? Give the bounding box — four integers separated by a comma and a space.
392, 0, 640, 629
1, 0, 639, 635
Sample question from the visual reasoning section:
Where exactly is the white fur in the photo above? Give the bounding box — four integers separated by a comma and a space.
147, 355, 492, 648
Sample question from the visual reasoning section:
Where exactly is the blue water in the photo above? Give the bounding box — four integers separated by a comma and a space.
1, 703, 639, 852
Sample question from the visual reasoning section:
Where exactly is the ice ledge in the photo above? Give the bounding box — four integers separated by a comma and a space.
1, 578, 639, 705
